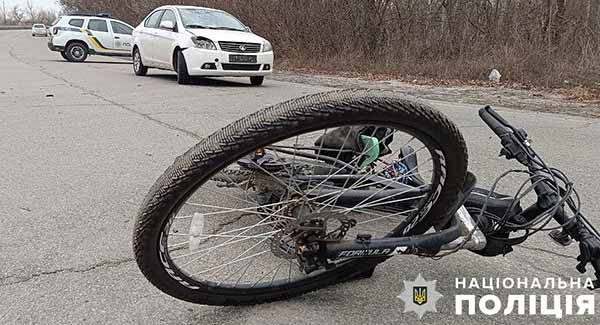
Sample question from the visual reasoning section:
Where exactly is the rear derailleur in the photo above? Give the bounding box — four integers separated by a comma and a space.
271, 213, 357, 274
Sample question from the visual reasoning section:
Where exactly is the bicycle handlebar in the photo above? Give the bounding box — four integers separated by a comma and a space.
479, 105, 600, 290
478, 106, 512, 138
479, 106, 533, 166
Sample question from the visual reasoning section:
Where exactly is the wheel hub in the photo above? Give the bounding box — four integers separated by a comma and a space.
134, 54, 140, 69
71, 47, 83, 59
270, 200, 357, 272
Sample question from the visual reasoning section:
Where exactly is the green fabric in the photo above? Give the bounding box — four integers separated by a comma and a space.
359, 135, 380, 168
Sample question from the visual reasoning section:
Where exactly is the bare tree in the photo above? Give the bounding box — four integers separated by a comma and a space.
37, 9, 57, 25
553, 0, 566, 46
10, 4, 23, 25
0, 0, 5, 25
25, 0, 35, 23
589, 0, 600, 32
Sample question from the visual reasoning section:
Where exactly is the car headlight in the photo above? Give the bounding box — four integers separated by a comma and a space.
192, 36, 217, 50
262, 41, 273, 52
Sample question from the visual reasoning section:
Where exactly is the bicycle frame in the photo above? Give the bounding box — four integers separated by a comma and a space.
228, 106, 600, 289
310, 172, 486, 261
309, 106, 600, 290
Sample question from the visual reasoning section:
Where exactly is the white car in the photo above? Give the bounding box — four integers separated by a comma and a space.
31, 24, 47, 37
132, 5, 274, 85
47, 14, 134, 62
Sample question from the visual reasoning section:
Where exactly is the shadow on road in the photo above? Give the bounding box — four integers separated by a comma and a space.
149, 73, 259, 87
186, 288, 353, 324
44, 59, 132, 65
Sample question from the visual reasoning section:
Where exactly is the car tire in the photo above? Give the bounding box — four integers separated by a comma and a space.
133, 47, 148, 76
64, 42, 88, 62
176, 51, 190, 85
250, 76, 264, 86
60, 52, 69, 61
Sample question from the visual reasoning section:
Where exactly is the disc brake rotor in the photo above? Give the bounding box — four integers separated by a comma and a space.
270, 202, 356, 260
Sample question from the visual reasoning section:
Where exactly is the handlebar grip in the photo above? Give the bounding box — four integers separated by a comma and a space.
479, 106, 511, 138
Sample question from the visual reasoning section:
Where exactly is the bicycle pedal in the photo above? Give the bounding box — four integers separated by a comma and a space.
549, 229, 572, 247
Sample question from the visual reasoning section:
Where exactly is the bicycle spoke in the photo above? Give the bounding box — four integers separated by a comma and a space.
179, 202, 296, 220
162, 123, 443, 290
171, 229, 280, 263
355, 208, 418, 225
171, 205, 289, 264
312, 144, 426, 213
193, 249, 270, 277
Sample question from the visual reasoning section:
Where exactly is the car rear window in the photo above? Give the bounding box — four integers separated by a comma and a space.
68, 19, 84, 27
88, 19, 108, 32
33, 24, 44, 28
144, 10, 163, 28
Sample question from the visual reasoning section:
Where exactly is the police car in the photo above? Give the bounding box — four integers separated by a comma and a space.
48, 14, 134, 62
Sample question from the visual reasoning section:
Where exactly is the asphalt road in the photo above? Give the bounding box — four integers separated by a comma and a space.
1, 30, 600, 324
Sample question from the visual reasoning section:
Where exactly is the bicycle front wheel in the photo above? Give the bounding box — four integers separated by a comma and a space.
133, 89, 468, 305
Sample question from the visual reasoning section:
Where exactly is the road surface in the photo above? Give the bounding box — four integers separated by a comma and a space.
1, 30, 599, 324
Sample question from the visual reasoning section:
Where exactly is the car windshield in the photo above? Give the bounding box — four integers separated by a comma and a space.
177, 8, 246, 31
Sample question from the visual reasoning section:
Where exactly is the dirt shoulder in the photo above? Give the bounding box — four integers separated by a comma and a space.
272, 70, 600, 118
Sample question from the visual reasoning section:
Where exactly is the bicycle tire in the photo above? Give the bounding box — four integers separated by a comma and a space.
133, 89, 468, 305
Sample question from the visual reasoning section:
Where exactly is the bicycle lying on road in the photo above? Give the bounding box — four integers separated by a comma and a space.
132, 90, 600, 305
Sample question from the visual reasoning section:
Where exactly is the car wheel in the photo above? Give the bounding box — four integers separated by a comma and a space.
133, 48, 148, 76
176, 51, 190, 85
65, 42, 88, 62
60, 52, 69, 61
250, 76, 264, 86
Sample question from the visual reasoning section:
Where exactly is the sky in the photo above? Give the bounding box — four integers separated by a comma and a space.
4, 0, 61, 11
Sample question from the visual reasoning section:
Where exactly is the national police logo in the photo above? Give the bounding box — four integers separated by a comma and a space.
413, 286, 427, 305
397, 274, 442, 319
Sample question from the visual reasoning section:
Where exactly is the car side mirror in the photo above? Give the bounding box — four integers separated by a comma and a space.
245, 25, 252, 32
160, 20, 175, 31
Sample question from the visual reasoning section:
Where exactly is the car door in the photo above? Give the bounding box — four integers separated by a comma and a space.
109, 20, 134, 54
153, 9, 179, 69
85, 19, 113, 53
139, 10, 164, 64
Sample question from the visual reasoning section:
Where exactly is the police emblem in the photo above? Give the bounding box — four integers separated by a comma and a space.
397, 274, 442, 319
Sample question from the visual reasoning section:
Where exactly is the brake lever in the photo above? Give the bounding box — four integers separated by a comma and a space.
498, 135, 530, 166
573, 225, 600, 290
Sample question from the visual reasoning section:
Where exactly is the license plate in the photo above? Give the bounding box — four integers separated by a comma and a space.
229, 55, 257, 63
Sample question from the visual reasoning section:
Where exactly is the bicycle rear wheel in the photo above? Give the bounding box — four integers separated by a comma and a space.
133, 89, 468, 305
